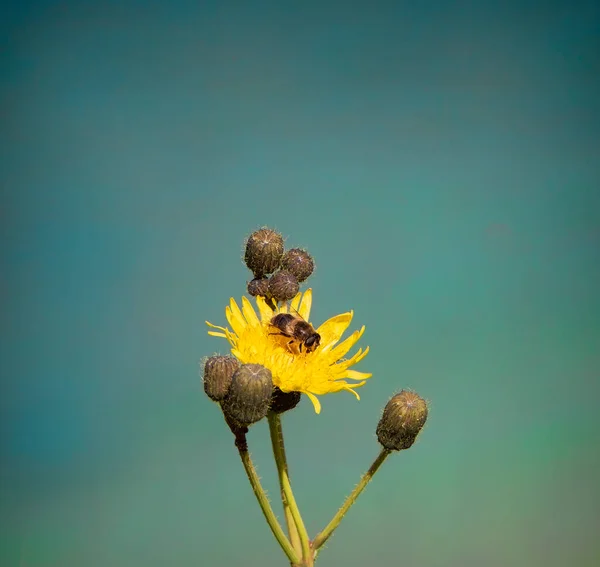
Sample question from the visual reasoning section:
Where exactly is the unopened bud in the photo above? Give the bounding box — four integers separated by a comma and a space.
244, 227, 284, 277
270, 387, 301, 414
376, 390, 428, 451
247, 277, 270, 298
222, 364, 273, 425
268, 270, 299, 302
203, 355, 240, 402
281, 248, 314, 283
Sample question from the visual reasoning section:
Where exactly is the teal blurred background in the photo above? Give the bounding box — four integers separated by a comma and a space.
2, 1, 599, 566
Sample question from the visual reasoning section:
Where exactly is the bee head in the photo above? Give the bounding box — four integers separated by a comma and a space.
304, 332, 321, 352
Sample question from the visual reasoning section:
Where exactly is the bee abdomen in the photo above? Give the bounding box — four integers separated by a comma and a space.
271, 313, 296, 326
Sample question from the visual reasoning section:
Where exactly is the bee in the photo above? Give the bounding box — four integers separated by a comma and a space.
269, 312, 321, 353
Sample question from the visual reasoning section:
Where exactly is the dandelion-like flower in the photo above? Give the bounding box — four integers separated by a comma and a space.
206, 289, 371, 413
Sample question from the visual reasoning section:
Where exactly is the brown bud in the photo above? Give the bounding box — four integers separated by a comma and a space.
202, 355, 240, 402
268, 270, 299, 302
244, 227, 284, 277
247, 277, 270, 297
281, 248, 314, 283
222, 364, 273, 425
270, 387, 302, 414
376, 390, 428, 451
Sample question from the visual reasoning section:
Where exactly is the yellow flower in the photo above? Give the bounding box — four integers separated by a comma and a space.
206, 289, 372, 414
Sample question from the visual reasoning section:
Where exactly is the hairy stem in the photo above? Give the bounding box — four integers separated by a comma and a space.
232, 423, 300, 565
312, 448, 391, 552
268, 412, 312, 564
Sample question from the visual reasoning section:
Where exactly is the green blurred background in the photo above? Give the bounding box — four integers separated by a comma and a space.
2, 1, 599, 566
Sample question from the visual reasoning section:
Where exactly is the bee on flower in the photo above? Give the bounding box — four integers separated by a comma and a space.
206, 288, 371, 414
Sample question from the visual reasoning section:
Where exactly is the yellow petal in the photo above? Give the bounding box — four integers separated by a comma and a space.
205, 321, 227, 332
336, 346, 370, 370
225, 306, 245, 337
241, 296, 260, 327
342, 385, 362, 400
308, 380, 346, 395
290, 292, 301, 314
344, 370, 372, 381
305, 391, 322, 414
224, 328, 238, 345
353, 345, 370, 364
256, 295, 273, 323
207, 331, 227, 338
298, 288, 312, 320
327, 326, 365, 361
229, 298, 245, 326
231, 348, 245, 361
317, 311, 353, 350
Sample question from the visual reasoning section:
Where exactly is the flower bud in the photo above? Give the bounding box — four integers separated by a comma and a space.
244, 227, 284, 277
202, 355, 240, 402
222, 363, 273, 425
376, 390, 428, 451
247, 277, 270, 298
268, 270, 299, 302
270, 387, 301, 414
281, 248, 314, 283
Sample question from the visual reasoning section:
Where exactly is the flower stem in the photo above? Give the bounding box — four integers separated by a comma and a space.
267, 412, 312, 564
284, 505, 302, 558
232, 422, 300, 565
312, 448, 391, 552
267, 415, 302, 557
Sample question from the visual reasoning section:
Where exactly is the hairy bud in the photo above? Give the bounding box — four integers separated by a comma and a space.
268, 270, 299, 302
270, 387, 302, 414
203, 355, 240, 402
244, 227, 284, 277
376, 390, 428, 451
222, 364, 273, 425
247, 277, 270, 297
281, 248, 314, 283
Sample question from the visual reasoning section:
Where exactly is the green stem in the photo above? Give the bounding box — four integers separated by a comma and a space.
267, 412, 312, 564
234, 428, 300, 565
274, 434, 302, 559
269, 428, 302, 567
266, 411, 301, 559
285, 506, 302, 558
312, 448, 391, 552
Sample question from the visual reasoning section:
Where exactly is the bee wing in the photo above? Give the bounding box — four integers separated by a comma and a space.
289, 304, 306, 321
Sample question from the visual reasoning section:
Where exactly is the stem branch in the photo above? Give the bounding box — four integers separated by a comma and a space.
312, 448, 391, 552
